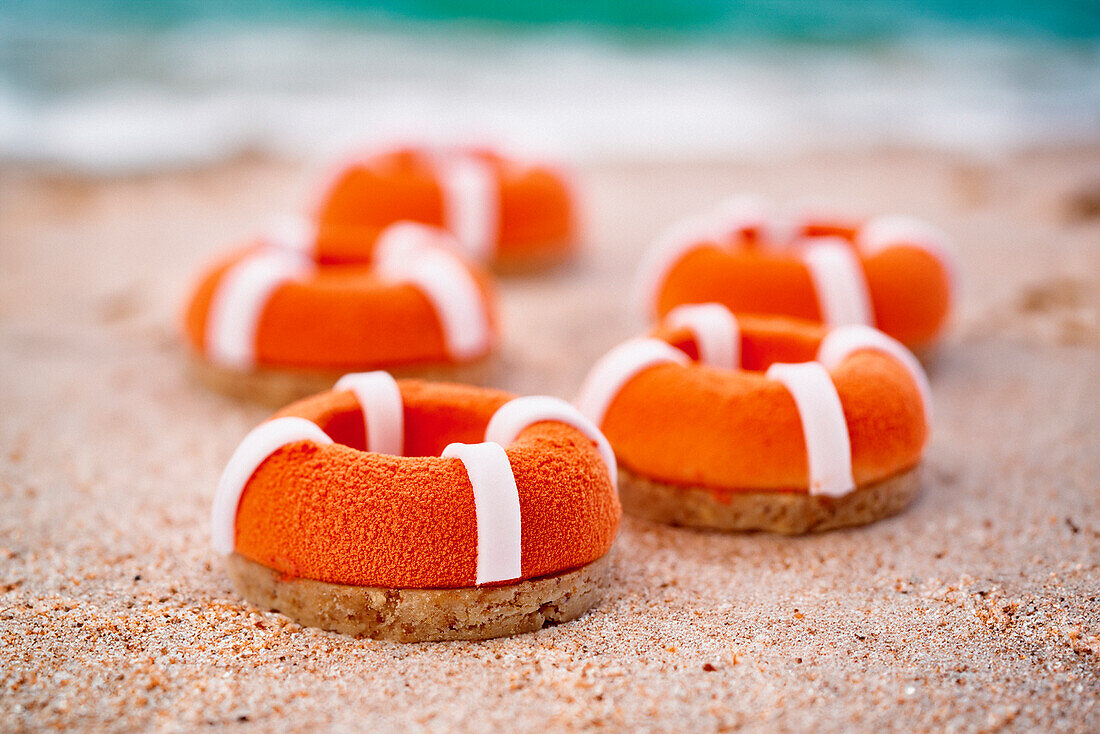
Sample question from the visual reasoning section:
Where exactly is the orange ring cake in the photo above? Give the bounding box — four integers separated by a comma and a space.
184, 222, 499, 403
636, 196, 957, 354
575, 303, 932, 533
212, 372, 620, 641
312, 146, 577, 271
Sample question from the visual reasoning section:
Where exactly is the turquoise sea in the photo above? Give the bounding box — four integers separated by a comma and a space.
6, 0, 1100, 39
2, 0, 1098, 172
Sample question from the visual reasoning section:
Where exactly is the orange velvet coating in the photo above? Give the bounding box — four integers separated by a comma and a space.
232, 381, 621, 589
183, 246, 498, 370
314, 147, 575, 264
602, 317, 928, 493
654, 237, 951, 352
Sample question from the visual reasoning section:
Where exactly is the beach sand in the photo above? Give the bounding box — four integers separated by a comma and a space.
1, 148, 1098, 732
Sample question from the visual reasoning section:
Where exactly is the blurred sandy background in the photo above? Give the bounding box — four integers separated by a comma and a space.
2, 2, 1100, 731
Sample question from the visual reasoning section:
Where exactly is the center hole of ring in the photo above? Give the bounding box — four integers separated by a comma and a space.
666, 315, 824, 372
289, 387, 510, 459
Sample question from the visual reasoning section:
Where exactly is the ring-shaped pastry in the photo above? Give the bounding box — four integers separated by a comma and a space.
212, 374, 619, 641
313, 146, 576, 272
636, 196, 956, 353
184, 222, 498, 403
576, 303, 931, 533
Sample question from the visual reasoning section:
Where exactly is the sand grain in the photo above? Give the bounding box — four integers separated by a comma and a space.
1, 150, 1098, 732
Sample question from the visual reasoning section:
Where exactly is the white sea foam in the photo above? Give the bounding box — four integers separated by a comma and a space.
1, 25, 1097, 174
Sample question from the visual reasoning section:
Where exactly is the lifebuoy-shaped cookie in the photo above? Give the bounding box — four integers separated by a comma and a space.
313, 146, 576, 271
212, 374, 619, 641
184, 222, 498, 402
636, 197, 956, 353
576, 303, 931, 533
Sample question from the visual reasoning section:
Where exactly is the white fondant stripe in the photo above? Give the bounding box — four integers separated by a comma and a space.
334, 371, 405, 456
575, 338, 690, 427
205, 249, 315, 370
857, 215, 951, 259
211, 417, 333, 555
817, 324, 933, 431
856, 214, 958, 302
802, 238, 874, 327
372, 220, 437, 260
485, 396, 618, 491
665, 303, 741, 370
374, 222, 493, 361
710, 194, 794, 249
263, 214, 317, 256
434, 153, 499, 261
442, 442, 522, 585
765, 362, 855, 497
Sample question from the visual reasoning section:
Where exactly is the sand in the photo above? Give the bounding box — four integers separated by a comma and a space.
1, 148, 1098, 732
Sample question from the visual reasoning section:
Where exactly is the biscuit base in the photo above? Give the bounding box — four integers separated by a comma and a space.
226, 552, 610, 642
619, 466, 920, 534
191, 356, 495, 406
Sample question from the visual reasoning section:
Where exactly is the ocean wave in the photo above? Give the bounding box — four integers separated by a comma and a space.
1, 23, 1098, 174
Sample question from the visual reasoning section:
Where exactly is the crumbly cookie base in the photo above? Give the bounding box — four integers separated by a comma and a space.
226, 553, 610, 642
191, 356, 495, 406
619, 467, 920, 534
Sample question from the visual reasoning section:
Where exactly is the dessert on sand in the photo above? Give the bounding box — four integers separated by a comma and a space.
4, 150, 1099, 731
212, 373, 620, 641
576, 303, 931, 533
637, 197, 956, 354
184, 222, 498, 404
314, 145, 577, 272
